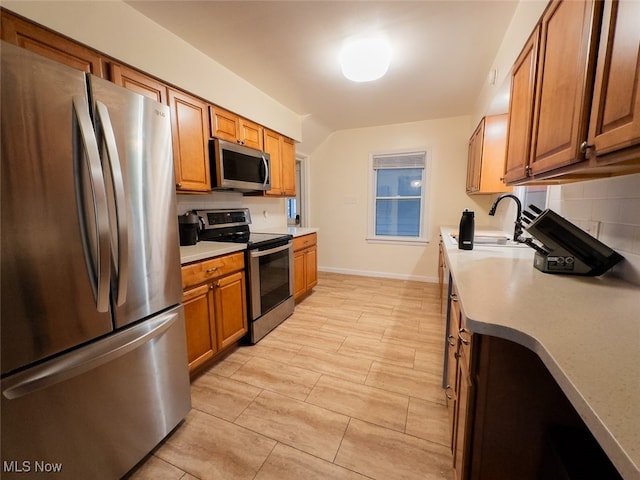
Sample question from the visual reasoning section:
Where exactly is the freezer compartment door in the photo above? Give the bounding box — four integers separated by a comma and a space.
1, 305, 191, 480
88, 75, 183, 327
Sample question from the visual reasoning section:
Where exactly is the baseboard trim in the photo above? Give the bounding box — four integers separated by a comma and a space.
318, 266, 438, 284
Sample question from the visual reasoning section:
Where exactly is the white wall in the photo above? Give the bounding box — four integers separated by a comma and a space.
309, 116, 497, 282
3, 1, 302, 141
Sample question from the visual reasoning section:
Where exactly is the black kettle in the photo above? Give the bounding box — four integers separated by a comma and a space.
178, 212, 200, 246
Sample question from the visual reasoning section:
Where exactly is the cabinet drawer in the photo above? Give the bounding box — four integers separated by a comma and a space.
293, 233, 317, 251
181, 252, 245, 289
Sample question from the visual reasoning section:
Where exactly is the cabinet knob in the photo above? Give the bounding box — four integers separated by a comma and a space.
458, 328, 471, 345
580, 141, 594, 156
176, 183, 182, 188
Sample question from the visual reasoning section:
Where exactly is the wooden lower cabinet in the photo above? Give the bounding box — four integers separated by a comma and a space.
293, 233, 318, 302
181, 252, 247, 374
182, 283, 217, 371
444, 279, 617, 479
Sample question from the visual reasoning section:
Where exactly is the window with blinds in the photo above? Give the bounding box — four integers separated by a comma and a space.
369, 150, 429, 243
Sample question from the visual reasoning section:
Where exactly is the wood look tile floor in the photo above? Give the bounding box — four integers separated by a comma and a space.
126, 272, 453, 480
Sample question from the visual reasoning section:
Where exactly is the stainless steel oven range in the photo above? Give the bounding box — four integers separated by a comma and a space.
195, 208, 294, 343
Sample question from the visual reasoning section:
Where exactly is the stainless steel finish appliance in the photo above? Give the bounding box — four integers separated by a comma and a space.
195, 208, 295, 343
1, 42, 191, 479
209, 137, 271, 191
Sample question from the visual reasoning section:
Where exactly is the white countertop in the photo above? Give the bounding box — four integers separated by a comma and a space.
180, 242, 246, 265
440, 227, 640, 479
257, 226, 319, 237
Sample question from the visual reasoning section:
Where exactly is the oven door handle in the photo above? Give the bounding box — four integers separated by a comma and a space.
249, 242, 291, 258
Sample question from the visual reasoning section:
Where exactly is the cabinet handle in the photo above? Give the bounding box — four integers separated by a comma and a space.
447, 334, 457, 347
176, 183, 182, 188
205, 267, 219, 274
458, 328, 471, 345
580, 141, 594, 156
449, 293, 458, 302
445, 385, 455, 400
525, 165, 532, 175
215, 281, 220, 288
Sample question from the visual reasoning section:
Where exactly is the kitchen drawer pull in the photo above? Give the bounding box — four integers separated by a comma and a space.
449, 293, 458, 302
447, 334, 456, 347
205, 267, 219, 274
458, 328, 471, 345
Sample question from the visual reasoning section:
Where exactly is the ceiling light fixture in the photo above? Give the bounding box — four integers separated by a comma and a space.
339, 36, 392, 82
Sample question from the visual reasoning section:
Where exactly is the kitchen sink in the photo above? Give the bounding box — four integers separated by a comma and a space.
448, 233, 528, 248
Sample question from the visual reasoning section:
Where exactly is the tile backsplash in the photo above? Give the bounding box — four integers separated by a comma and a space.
547, 173, 640, 285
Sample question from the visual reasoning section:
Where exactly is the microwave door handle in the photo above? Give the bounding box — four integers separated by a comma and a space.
261, 154, 269, 188
72, 95, 111, 313
95, 101, 128, 306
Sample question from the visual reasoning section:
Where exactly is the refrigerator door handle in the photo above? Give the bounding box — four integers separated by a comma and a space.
95, 100, 129, 306
73, 95, 111, 313
2, 309, 181, 400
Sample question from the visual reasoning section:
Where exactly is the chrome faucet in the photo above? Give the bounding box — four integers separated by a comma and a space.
488, 194, 524, 242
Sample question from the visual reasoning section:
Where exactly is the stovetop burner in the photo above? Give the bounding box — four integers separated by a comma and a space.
193, 208, 291, 249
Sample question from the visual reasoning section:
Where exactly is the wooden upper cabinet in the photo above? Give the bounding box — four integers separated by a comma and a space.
588, 0, 640, 157
281, 136, 296, 196
264, 128, 283, 196
1, 10, 107, 78
529, 0, 601, 176
169, 88, 211, 192
209, 105, 263, 150
467, 114, 511, 194
263, 128, 296, 197
111, 64, 168, 104
504, 28, 539, 184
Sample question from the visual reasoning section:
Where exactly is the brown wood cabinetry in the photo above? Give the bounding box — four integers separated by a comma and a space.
111, 63, 168, 104
445, 282, 475, 480
466, 114, 511, 194
1, 9, 108, 78
587, 0, 640, 159
209, 105, 263, 151
504, 28, 539, 184
293, 233, 318, 302
263, 129, 297, 197
442, 276, 615, 479
181, 252, 247, 374
530, 0, 600, 176
169, 88, 212, 193
504, 0, 640, 185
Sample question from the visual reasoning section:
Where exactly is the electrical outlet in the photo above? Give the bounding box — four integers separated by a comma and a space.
582, 220, 601, 239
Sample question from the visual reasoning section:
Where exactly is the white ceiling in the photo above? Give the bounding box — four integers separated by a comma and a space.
126, 1, 518, 133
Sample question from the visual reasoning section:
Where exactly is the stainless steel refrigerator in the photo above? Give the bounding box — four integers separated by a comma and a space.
1, 42, 191, 479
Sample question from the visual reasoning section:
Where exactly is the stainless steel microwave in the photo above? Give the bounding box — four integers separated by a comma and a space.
209, 138, 270, 192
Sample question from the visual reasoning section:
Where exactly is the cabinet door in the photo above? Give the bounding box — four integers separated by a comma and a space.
530, 0, 600, 175
111, 63, 168, 104
209, 105, 240, 143
264, 128, 283, 196
466, 120, 483, 193
281, 136, 297, 196
240, 118, 264, 150
588, 0, 640, 156
1, 10, 107, 78
504, 27, 539, 184
214, 271, 248, 350
453, 351, 473, 480
293, 250, 307, 301
182, 283, 217, 372
305, 245, 318, 291
169, 88, 211, 192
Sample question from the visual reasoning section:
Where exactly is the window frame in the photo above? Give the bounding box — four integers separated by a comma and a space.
367, 148, 431, 245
